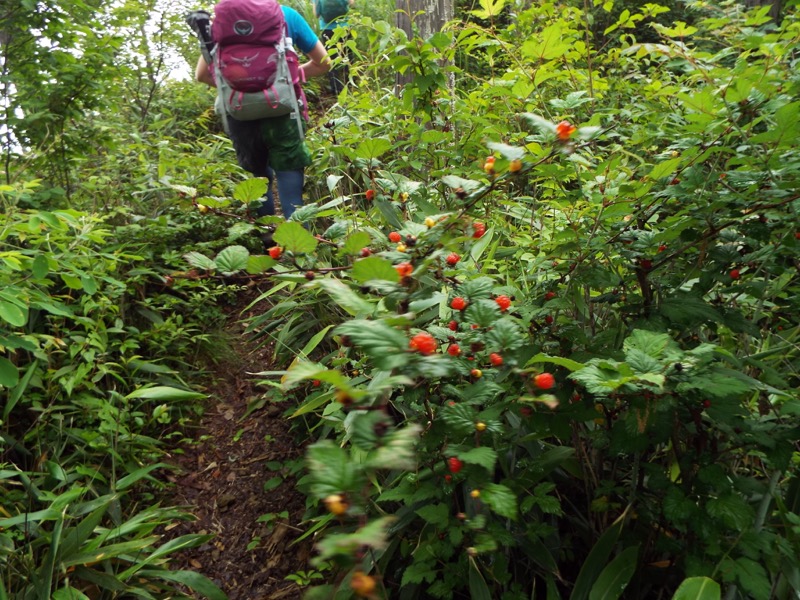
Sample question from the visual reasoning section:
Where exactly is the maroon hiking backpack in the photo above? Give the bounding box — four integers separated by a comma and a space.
210, 0, 307, 132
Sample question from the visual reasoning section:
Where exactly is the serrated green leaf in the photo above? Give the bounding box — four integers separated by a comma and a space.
336, 319, 410, 370
623, 330, 675, 358
246, 255, 276, 274
464, 299, 502, 328
233, 178, 268, 202
485, 318, 524, 351
483, 483, 517, 519
460, 447, 498, 471
706, 494, 755, 530
525, 353, 585, 372
647, 157, 682, 181
369, 424, 422, 470
351, 256, 400, 284
313, 516, 396, 562
215, 245, 250, 275
416, 503, 450, 526
355, 137, 392, 160
487, 142, 525, 161
342, 231, 372, 255
441, 175, 483, 193
183, 251, 217, 272
520, 25, 570, 60
273, 222, 319, 254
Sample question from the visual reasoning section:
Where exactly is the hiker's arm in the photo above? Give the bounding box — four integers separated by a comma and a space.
300, 41, 331, 78
195, 55, 216, 87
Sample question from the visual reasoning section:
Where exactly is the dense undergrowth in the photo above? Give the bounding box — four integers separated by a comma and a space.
2, 0, 799, 598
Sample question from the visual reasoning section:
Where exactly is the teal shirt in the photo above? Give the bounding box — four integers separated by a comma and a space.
315, 0, 349, 31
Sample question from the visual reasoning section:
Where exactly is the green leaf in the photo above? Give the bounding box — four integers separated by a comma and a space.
215, 245, 250, 275
525, 353, 585, 372
273, 221, 318, 254
368, 424, 422, 470
416, 503, 449, 526
351, 256, 400, 284
483, 483, 518, 519
307, 440, 367, 497
31, 254, 49, 279
52, 588, 90, 600
671, 577, 721, 600
313, 516, 396, 562
355, 137, 392, 160
336, 320, 410, 370
647, 157, 681, 181
0, 357, 19, 388
469, 558, 493, 600
0, 301, 27, 327
183, 251, 217, 272
341, 231, 372, 255
247, 255, 276, 274
521, 25, 570, 60
487, 141, 524, 161
589, 545, 639, 600
317, 279, 374, 317
469, 0, 506, 19
570, 512, 627, 600
125, 386, 206, 401
623, 330, 675, 358
441, 175, 483, 193
464, 299, 502, 328
233, 178, 268, 203
706, 494, 755, 530
460, 447, 498, 471
138, 569, 228, 600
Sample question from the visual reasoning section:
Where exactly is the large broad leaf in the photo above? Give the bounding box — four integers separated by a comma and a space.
368, 424, 422, 470
351, 256, 400, 284
233, 178, 268, 203
521, 25, 570, 61
468, 558, 493, 600
183, 251, 217, 272
355, 137, 392, 160
341, 231, 372, 255
441, 175, 483, 194
459, 447, 498, 471
589, 545, 639, 600
273, 221, 319, 254
307, 440, 367, 497
671, 577, 721, 600
215, 245, 250, 275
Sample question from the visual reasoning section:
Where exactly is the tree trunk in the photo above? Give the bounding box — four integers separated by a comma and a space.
744, 0, 781, 21
394, 0, 453, 92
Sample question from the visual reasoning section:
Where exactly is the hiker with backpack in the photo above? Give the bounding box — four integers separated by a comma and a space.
188, 0, 331, 220
313, 0, 354, 95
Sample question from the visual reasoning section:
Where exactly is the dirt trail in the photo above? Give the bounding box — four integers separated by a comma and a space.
164, 295, 313, 600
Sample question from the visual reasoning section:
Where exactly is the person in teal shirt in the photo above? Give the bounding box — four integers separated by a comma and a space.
313, 0, 354, 94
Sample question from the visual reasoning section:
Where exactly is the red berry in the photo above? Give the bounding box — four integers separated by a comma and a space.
268, 246, 283, 259
544, 315, 554, 325
389, 231, 402, 243
495, 295, 511, 311
730, 269, 740, 280
451, 297, 467, 311
447, 344, 461, 357
448, 457, 463, 474
520, 406, 533, 417
702, 399, 712, 409
489, 353, 503, 367
446, 252, 460, 266
795, 232, 800, 240
365, 189, 375, 201
395, 262, 413, 277
360, 247, 372, 257
409, 332, 437, 355
534, 372, 555, 390
545, 291, 556, 300
448, 320, 458, 331
473, 222, 486, 238
444, 474, 452, 483
657, 244, 667, 253
640, 259, 653, 270
312, 380, 321, 387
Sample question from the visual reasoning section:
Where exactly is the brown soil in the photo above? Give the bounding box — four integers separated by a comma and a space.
163, 291, 314, 600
